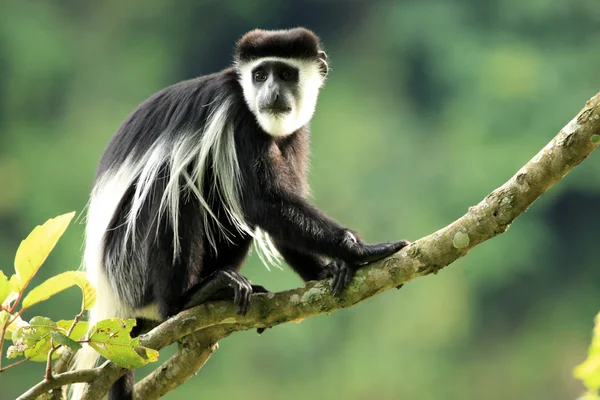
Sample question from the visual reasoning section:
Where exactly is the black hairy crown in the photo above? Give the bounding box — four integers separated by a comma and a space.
235, 27, 324, 62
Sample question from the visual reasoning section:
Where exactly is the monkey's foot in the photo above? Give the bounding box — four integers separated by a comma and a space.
183, 270, 255, 315
320, 260, 357, 296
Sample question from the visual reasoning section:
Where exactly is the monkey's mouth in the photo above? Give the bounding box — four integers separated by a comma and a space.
260, 105, 292, 115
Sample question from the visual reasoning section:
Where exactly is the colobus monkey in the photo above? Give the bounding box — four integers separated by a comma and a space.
72, 28, 408, 400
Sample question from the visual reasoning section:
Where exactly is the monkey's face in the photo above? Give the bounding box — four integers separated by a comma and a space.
240, 58, 325, 137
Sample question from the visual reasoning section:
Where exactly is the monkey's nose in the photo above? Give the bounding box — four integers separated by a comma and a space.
264, 95, 291, 113
267, 91, 280, 105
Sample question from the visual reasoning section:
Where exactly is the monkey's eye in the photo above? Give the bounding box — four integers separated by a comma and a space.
253, 70, 267, 82
280, 68, 296, 82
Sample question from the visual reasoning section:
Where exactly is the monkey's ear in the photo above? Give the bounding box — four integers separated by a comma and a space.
317, 50, 328, 78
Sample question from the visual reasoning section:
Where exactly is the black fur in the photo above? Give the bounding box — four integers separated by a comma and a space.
109, 370, 134, 400
93, 28, 407, 400
236, 27, 321, 62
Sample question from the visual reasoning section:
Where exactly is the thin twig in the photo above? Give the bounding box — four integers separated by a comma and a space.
45, 340, 56, 381
0, 356, 30, 373
17, 368, 102, 400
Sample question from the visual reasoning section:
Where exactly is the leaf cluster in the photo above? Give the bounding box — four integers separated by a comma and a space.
0, 213, 158, 379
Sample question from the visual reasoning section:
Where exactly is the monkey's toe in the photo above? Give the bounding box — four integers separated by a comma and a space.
231, 272, 252, 316
183, 270, 254, 315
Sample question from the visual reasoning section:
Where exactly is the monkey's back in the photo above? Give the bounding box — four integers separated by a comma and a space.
86, 68, 246, 316
95, 68, 240, 182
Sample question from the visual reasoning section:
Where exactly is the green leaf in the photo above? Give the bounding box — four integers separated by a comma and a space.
0, 310, 10, 331
0, 270, 12, 305
22, 271, 96, 311
9, 274, 19, 292
56, 320, 89, 341
574, 312, 600, 392
51, 331, 82, 351
13, 212, 75, 292
11, 316, 57, 361
88, 319, 159, 369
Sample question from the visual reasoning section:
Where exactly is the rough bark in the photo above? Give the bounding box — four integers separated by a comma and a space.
22, 92, 600, 400
133, 328, 226, 400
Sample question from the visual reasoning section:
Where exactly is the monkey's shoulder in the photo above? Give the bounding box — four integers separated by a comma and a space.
96, 69, 244, 175
139, 67, 241, 113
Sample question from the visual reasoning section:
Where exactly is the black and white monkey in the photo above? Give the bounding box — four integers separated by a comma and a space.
71, 28, 408, 399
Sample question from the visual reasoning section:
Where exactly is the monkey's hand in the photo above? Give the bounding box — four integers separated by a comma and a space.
342, 231, 410, 265
319, 260, 357, 296
183, 270, 259, 316
321, 236, 410, 295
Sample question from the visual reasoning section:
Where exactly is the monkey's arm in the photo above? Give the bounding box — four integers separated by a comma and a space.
273, 240, 361, 295
272, 239, 328, 281
248, 194, 408, 265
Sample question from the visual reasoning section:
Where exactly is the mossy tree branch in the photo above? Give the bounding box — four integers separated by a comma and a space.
22, 92, 600, 400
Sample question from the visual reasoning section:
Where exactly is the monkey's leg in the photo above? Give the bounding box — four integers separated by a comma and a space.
182, 270, 256, 315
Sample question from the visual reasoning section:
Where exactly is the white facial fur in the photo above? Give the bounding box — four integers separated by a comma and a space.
238, 57, 325, 137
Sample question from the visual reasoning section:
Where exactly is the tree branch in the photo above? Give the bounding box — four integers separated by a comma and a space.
26, 92, 600, 399
17, 368, 102, 400
80, 362, 126, 400
133, 328, 226, 400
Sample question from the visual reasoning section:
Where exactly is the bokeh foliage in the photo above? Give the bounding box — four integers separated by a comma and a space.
1, 1, 599, 399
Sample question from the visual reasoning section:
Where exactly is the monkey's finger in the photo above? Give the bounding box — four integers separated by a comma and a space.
243, 279, 253, 315
235, 302, 244, 316
329, 262, 341, 295
332, 274, 343, 296
343, 265, 355, 287
337, 265, 349, 295
332, 262, 348, 296
243, 284, 252, 315
360, 240, 410, 263
233, 284, 243, 314
238, 297, 246, 316
240, 274, 252, 288
331, 273, 340, 296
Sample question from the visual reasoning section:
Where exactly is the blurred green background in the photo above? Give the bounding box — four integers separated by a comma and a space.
1, 1, 599, 399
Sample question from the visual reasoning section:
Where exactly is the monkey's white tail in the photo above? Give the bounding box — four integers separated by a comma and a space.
68, 345, 100, 399
70, 174, 134, 398
69, 269, 125, 400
